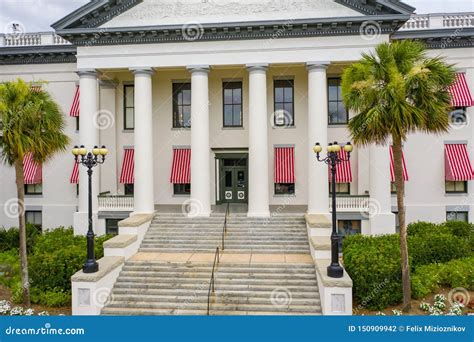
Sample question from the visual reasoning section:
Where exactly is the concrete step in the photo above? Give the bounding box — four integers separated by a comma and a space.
115, 277, 317, 286
118, 270, 317, 280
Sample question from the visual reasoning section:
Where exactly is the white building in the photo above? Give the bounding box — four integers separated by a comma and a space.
1, 0, 473, 237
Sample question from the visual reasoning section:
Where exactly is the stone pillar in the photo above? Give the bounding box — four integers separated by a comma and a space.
307, 62, 330, 216
369, 144, 395, 234
98, 80, 117, 195
187, 65, 211, 217
247, 64, 270, 217
73, 69, 99, 235
131, 68, 155, 214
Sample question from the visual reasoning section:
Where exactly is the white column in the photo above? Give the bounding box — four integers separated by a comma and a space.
369, 144, 395, 235
73, 69, 99, 235
247, 64, 270, 217
131, 68, 155, 214
307, 62, 330, 216
187, 65, 211, 217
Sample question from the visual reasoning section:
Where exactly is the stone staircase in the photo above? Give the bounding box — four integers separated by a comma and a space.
139, 214, 309, 254
101, 260, 321, 315
101, 212, 321, 315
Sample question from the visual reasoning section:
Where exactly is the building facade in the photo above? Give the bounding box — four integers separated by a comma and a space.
0, 0, 473, 237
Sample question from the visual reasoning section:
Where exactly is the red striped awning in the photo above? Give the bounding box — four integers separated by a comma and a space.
274, 147, 295, 183
390, 146, 409, 182
30, 85, 42, 93
170, 148, 191, 184
119, 148, 134, 184
445, 144, 474, 181
69, 85, 80, 117
70, 162, 79, 184
328, 150, 352, 183
23, 153, 42, 185
449, 73, 474, 107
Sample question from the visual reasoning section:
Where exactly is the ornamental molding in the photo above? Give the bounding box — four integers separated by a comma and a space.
0, 46, 77, 65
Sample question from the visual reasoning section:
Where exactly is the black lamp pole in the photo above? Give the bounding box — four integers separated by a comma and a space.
314, 141, 352, 278
73, 145, 107, 274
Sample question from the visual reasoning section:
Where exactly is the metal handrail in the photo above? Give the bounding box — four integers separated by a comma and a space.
207, 246, 220, 315
206, 203, 230, 315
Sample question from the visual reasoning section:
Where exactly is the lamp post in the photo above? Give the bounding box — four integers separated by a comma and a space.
72, 145, 108, 273
313, 141, 353, 278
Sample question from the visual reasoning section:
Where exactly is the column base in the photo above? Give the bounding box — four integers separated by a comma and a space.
247, 211, 270, 218
367, 212, 396, 236
73, 212, 100, 236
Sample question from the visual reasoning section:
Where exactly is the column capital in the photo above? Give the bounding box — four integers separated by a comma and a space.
99, 79, 118, 89
187, 65, 210, 74
130, 68, 154, 76
246, 63, 269, 72
77, 69, 98, 79
306, 62, 330, 71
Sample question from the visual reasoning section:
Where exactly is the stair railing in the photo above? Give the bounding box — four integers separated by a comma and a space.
206, 203, 230, 315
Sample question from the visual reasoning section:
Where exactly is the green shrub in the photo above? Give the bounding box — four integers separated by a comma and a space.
0, 224, 40, 253
343, 234, 403, 310
411, 256, 474, 299
409, 233, 470, 268
0, 250, 20, 288
31, 288, 71, 307
442, 220, 474, 239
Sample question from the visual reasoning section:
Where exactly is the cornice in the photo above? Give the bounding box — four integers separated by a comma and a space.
0, 45, 77, 65
392, 28, 474, 49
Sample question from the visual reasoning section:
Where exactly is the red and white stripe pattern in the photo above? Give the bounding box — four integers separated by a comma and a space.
70, 162, 79, 184
23, 153, 42, 185
444, 144, 474, 181
449, 73, 474, 107
119, 148, 134, 184
390, 146, 409, 182
274, 147, 295, 183
69, 85, 80, 117
328, 150, 352, 183
30, 85, 42, 93
170, 148, 191, 184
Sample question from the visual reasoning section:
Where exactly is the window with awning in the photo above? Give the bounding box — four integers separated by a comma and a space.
119, 148, 134, 184
23, 153, 42, 185
170, 148, 191, 184
389, 146, 409, 182
328, 150, 352, 183
444, 144, 474, 181
69, 85, 80, 117
70, 162, 79, 184
449, 73, 474, 107
274, 146, 295, 184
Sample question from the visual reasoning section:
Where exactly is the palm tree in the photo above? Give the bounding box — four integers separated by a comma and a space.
0, 79, 70, 305
341, 40, 455, 311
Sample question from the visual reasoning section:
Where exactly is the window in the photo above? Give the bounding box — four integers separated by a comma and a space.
124, 85, 135, 130
174, 183, 191, 195
24, 184, 42, 195
393, 211, 400, 233
328, 78, 348, 124
25, 211, 42, 231
76, 184, 79, 196
391, 183, 397, 194
124, 184, 134, 196
446, 211, 469, 223
173, 83, 191, 128
75, 117, 79, 131
329, 183, 350, 194
273, 79, 294, 127
338, 220, 361, 250
445, 181, 467, 194
449, 107, 467, 126
105, 219, 120, 235
223, 81, 242, 127
274, 183, 295, 195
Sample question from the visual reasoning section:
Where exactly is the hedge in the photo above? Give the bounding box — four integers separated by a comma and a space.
343, 221, 473, 310
411, 256, 474, 299
0, 224, 40, 253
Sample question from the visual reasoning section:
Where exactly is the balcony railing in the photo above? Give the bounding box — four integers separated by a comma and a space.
329, 195, 370, 212
98, 195, 134, 211
0, 32, 71, 47
400, 13, 474, 31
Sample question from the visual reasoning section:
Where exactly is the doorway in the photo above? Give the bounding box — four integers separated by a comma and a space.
217, 154, 248, 204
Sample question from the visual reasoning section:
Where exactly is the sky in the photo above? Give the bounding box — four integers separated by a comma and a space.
0, 0, 473, 33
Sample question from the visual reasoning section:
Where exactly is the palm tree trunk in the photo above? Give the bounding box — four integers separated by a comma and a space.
392, 137, 411, 312
14, 160, 30, 306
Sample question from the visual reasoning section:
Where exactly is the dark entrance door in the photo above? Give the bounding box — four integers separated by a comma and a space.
218, 155, 248, 203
